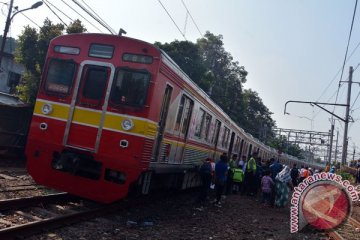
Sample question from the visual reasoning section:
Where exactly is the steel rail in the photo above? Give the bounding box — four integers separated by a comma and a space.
0, 193, 76, 211
0, 200, 125, 239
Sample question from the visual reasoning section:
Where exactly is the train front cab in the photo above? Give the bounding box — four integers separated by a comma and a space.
26, 34, 162, 203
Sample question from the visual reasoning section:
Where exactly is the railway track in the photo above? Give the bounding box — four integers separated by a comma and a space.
328, 217, 360, 240
0, 192, 119, 239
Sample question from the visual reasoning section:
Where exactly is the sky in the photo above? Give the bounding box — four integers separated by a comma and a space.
2, 0, 360, 162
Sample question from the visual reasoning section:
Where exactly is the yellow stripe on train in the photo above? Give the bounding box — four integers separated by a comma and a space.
34, 99, 157, 138
103, 114, 157, 138
34, 99, 70, 120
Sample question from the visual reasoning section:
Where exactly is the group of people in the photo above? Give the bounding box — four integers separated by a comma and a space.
198, 152, 298, 208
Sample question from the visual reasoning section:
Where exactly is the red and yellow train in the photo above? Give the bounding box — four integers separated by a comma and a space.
26, 33, 321, 203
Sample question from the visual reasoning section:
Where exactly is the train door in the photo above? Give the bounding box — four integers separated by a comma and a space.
153, 85, 173, 161
63, 62, 114, 152
171, 95, 193, 163
211, 120, 221, 159
228, 132, 235, 157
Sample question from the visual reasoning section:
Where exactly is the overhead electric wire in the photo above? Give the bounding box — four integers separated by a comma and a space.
19, 12, 41, 28
350, 64, 360, 111
42, 0, 68, 27
317, 31, 360, 103
181, 0, 203, 37
315, 0, 358, 125
59, 0, 102, 33
79, 0, 113, 33
158, 0, 187, 40
71, 0, 116, 34
334, 0, 358, 107
43, 0, 74, 22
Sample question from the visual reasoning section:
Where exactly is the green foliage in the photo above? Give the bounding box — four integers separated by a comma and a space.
14, 19, 86, 104
16, 71, 40, 104
38, 19, 64, 71
337, 171, 355, 182
155, 40, 207, 90
66, 19, 87, 34
240, 89, 275, 139
15, 26, 39, 73
155, 32, 272, 140
268, 135, 303, 159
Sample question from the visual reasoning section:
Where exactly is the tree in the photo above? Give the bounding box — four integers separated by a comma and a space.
67, 19, 87, 34
155, 32, 275, 141
154, 40, 207, 89
241, 89, 275, 139
267, 135, 304, 159
15, 19, 86, 103
37, 19, 64, 71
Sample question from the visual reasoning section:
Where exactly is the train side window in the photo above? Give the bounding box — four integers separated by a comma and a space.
44, 59, 76, 96
180, 97, 193, 135
234, 136, 240, 152
194, 108, 205, 138
174, 95, 193, 136
222, 127, 230, 147
211, 120, 221, 145
204, 113, 212, 141
174, 96, 185, 132
110, 69, 150, 107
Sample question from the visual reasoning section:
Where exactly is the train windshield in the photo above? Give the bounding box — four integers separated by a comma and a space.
110, 69, 150, 107
44, 59, 76, 95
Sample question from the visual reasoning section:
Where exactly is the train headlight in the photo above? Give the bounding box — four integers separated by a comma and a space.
42, 103, 53, 115
121, 119, 134, 131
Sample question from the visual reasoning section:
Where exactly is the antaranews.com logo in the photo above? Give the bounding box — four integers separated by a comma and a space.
290, 172, 359, 233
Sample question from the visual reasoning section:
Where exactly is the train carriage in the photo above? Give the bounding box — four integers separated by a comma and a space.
26, 33, 322, 203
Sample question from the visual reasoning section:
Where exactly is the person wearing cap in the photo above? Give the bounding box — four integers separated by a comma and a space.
329, 166, 336, 174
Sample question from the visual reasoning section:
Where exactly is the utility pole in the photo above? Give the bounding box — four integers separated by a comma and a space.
328, 122, 334, 165
334, 130, 339, 163
0, 0, 14, 69
341, 66, 353, 166
352, 147, 355, 162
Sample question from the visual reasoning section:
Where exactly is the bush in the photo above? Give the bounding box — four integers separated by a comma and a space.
337, 171, 355, 183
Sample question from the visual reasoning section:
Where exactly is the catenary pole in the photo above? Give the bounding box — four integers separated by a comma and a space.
328, 122, 334, 165
0, 0, 14, 70
341, 66, 353, 166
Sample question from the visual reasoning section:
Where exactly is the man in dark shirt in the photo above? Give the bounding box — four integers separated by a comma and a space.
214, 153, 228, 205
290, 163, 299, 187
270, 159, 283, 180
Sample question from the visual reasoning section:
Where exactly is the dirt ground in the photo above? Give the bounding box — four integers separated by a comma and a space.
1, 158, 359, 240
27, 190, 327, 240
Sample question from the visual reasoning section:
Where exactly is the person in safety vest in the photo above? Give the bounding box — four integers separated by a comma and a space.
226, 154, 237, 195
246, 152, 257, 196
232, 166, 244, 194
